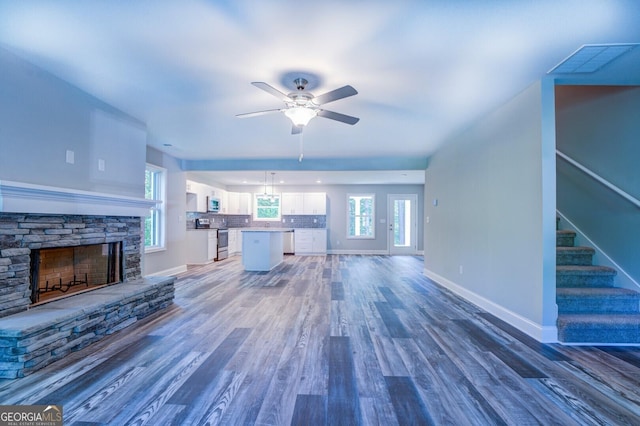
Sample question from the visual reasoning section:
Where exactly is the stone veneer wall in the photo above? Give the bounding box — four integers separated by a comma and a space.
0, 213, 143, 318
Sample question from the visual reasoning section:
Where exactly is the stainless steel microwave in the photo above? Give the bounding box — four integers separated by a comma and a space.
207, 196, 220, 213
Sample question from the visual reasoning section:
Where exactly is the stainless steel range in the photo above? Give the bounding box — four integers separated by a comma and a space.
216, 228, 228, 261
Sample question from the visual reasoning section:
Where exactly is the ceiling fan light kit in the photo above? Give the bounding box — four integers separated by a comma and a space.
283, 106, 317, 126
237, 77, 359, 133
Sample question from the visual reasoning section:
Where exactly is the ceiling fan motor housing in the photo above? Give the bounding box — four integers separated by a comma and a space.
294, 78, 308, 90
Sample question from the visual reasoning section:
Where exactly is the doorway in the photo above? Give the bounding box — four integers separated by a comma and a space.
388, 194, 418, 255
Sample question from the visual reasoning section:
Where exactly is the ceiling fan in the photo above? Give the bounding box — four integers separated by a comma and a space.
236, 78, 359, 135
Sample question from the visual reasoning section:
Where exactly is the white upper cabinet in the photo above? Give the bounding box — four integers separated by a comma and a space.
282, 192, 304, 215
186, 180, 208, 212
303, 192, 326, 215
281, 192, 326, 215
227, 192, 252, 215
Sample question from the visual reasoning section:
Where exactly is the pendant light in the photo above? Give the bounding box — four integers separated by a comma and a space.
270, 172, 276, 200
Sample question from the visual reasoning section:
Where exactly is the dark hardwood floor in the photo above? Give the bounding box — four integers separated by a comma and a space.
2, 255, 640, 425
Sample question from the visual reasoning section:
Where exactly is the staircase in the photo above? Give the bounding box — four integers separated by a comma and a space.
556, 222, 640, 344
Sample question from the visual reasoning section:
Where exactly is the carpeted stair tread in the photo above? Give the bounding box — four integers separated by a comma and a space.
556, 265, 617, 288
557, 314, 640, 343
555, 218, 638, 343
557, 287, 639, 298
557, 287, 640, 315
556, 246, 595, 254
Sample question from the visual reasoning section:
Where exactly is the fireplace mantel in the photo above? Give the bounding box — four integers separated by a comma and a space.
0, 180, 157, 217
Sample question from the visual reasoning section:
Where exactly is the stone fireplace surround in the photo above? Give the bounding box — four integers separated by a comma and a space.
0, 181, 175, 379
0, 213, 142, 317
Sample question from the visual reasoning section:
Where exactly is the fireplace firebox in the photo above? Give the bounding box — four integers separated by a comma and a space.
29, 242, 123, 304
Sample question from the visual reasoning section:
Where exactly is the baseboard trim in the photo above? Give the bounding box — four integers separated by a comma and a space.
327, 249, 389, 255
423, 268, 558, 343
145, 264, 187, 277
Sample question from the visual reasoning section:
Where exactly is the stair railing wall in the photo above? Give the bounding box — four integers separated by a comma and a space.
556, 150, 640, 209
557, 150, 640, 291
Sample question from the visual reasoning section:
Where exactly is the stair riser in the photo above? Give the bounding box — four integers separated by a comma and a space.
557, 297, 640, 314
556, 236, 576, 247
556, 253, 593, 266
558, 325, 640, 343
556, 274, 615, 288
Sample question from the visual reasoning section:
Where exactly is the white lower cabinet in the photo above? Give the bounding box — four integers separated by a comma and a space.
186, 230, 217, 264
294, 229, 327, 255
228, 229, 242, 256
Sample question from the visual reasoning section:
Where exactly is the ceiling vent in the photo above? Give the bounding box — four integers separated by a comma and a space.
548, 43, 637, 74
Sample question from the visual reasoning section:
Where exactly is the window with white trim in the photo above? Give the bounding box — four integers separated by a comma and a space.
347, 194, 375, 239
144, 164, 166, 251
253, 193, 281, 221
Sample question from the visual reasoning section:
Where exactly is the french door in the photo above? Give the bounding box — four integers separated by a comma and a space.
388, 194, 418, 255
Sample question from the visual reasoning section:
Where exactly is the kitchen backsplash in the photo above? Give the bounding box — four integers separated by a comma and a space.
186, 213, 326, 229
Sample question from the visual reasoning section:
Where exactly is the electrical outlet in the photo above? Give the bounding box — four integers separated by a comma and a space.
65, 150, 75, 164
459, 265, 464, 274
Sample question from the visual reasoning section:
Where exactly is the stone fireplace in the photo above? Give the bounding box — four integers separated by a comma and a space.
0, 213, 142, 318
0, 181, 177, 378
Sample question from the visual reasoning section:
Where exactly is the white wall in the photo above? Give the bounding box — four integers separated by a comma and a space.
424, 80, 557, 342
143, 147, 188, 276
0, 48, 146, 198
556, 85, 640, 286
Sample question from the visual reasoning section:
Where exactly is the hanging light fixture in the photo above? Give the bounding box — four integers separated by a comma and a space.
263, 171, 268, 195
283, 106, 317, 126
270, 172, 276, 200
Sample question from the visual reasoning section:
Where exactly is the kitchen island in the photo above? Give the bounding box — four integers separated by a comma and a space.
241, 228, 294, 271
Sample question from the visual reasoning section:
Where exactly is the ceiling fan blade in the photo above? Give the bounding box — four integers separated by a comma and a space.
236, 109, 282, 118
291, 125, 303, 135
313, 85, 358, 105
251, 82, 292, 102
317, 109, 360, 125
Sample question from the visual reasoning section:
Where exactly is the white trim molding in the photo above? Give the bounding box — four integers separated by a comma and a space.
423, 268, 558, 343
0, 180, 158, 217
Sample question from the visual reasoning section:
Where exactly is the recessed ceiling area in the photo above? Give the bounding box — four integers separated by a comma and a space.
189, 170, 426, 187
1, 1, 639, 185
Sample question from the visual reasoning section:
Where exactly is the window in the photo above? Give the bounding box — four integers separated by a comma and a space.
347, 194, 375, 239
253, 193, 281, 221
144, 164, 166, 252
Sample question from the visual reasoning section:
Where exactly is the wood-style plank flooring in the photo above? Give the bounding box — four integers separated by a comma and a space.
2, 255, 640, 425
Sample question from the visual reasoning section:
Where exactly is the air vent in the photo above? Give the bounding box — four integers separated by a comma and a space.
548, 44, 637, 74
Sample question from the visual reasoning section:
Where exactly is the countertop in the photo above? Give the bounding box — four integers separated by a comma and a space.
240, 228, 294, 232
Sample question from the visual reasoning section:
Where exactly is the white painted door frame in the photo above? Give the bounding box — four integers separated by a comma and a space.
387, 194, 418, 255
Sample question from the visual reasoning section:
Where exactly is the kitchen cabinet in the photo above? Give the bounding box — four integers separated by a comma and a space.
186, 180, 209, 213
294, 229, 327, 255
303, 193, 326, 215
186, 230, 217, 264
228, 228, 243, 256
281, 192, 326, 215
282, 193, 304, 215
227, 192, 252, 215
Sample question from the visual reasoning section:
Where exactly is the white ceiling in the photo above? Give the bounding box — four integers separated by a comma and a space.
1, 1, 639, 185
